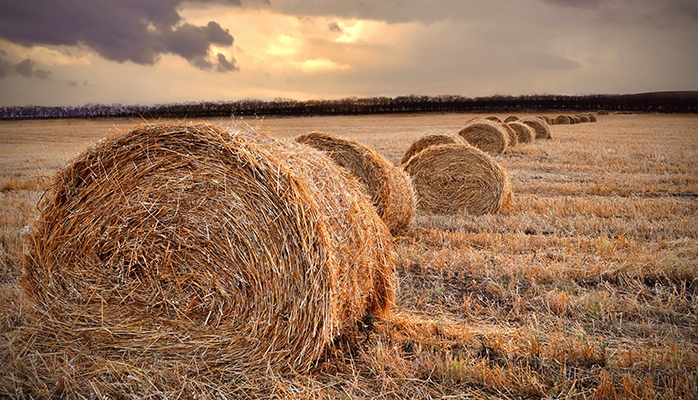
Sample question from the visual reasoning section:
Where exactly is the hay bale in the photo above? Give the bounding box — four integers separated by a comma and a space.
400, 132, 463, 165
597, 110, 609, 115
587, 114, 597, 122
539, 116, 552, 125
504, 115, 519, 123
20, 122, 396, 396
296, 131, 414, 234
500, 122, 519, 147
507, 121, 535, 144
572, 115, 581, 124
519, 116, 552, 140
579, 115, 590, 123
457, 119, 508, 155
403, 143, 512, 215
554, 115, 571, 125
485, 116, 502, 123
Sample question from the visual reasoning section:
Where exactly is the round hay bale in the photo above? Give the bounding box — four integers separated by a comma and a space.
457, 119, 508, 155
519, 116, 552, 140
403, 143, 513, 215
579, 115, 590, 123
539, 116, 552, 125
597, 110, 609, 115
296, 131, 414, 234
587, 114, 597, 122
22, 122, 396, 391
507, 121, 535, 144
554, 115, 571, 125
485, 116, 502, 123
504, 115, 519, 123
500, 122, 519, 147
400, 132, 463, 165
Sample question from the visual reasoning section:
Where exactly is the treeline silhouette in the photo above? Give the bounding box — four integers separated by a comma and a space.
1, 91, 696, 120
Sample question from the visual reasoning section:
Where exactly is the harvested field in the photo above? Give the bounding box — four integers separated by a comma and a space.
1, 113, 697, 399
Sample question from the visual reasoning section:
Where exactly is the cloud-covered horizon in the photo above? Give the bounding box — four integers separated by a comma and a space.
0, 0, 696, 107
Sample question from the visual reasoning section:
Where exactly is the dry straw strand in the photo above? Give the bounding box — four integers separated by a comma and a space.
457, 119, 509, 155
403, 143, 513, 215
17, 122, 396, 398
519, 116, 552, 140
296, 131, 415, 234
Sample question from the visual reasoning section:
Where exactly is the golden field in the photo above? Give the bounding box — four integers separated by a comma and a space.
1, 113, 697, 399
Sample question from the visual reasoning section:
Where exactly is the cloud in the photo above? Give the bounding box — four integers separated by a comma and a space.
216, 53, 239, 72
0, 0, 240, 71
0, 56, 52, 80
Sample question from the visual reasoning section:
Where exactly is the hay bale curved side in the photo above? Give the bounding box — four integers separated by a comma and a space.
20, 123, 396, 395
554, 115, 571, 125
400, 132, 463, 165
457, 119, 508, 155
507, 121, 535, 144
485, 116, 503, 123
504, 115, 519, 123
403, 143, 513, 215
519, 116, 552, 140
296, 131, 414, 234
500, 122, 519, 147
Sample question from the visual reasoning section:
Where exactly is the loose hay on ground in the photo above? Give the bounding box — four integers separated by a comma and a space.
14, 122, 396, 398
296, 131, 414, 234
402, 143, 513, 215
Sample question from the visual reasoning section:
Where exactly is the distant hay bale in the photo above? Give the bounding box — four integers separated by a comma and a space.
400, 132, 463, 165
539, 116, 552, 125
20, 122, 396, 395
500, 122, 519, 147
485, 116, 503, 123
457, 119, 508, 155
519, 116, 552, 140
403, 143, 513, 215
588, 114, 597, 122
579, 115, 590, 123
554, 115, 571, 125
507, 121, 535, 144
572, 115, 581, 124
296, 131, 414, 234
504, 115, 519, 123
597, 110, 609, 115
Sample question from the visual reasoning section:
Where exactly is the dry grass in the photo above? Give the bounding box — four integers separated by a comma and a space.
1, 113, 697, 399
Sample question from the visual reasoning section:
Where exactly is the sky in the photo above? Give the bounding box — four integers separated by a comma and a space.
0, 0, 697, 107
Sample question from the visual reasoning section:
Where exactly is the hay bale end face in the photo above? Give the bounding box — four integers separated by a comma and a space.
519, 116, 552, 140
403, 143, 513, 215
400, 132, 463, 165
554, 115, 571, 125
457, 119, 508, 155
296, 131, 414, 234
500, 122, 519, 147
507, 121, 535, 144
21, 122, 396, 394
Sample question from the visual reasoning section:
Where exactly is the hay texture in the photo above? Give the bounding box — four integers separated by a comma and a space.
588, 114, 597, 122
457, 119, 509, 155
504, 115, 519, 123
500, 122, 519, 147
579, 115, 590, 123
403, 143, 513, 215
519, 116, 552, 140
296, 131, 414, 234
18, 122, 395, 397
400, 132, 463, 165
485, 116, 503, 123
507, 121, 535, 144
554, 115, 571, 125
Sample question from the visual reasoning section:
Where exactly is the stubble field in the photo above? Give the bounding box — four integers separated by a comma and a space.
1, 113, 697, 398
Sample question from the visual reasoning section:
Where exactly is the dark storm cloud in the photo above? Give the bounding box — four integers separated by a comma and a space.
0, 0, 240, 71
0, 57, 52, 80
216, 53, 239, 72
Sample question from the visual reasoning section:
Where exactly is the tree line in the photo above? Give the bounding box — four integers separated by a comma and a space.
1, 91, 696, 120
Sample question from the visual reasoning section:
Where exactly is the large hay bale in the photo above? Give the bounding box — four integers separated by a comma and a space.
19, 122, 395, 396
400, 132, 463, 165
457, 119, 508, 155
554, 115, 571, 125
296, 131, 414, 234
403, 143, 513, 215
504, 115, 519, 123
507, 121, 535, 144
519, 116, 552, 140
500, 122, 519, 147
